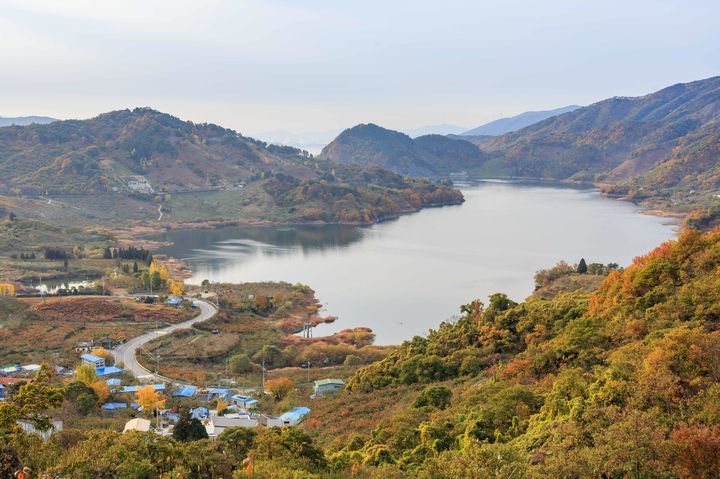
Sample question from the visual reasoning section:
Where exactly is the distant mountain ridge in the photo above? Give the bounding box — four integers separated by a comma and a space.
474, 76, 720, 216
319, 123, 486, 177
0, 116, 57, 127
462, 105, 581, 136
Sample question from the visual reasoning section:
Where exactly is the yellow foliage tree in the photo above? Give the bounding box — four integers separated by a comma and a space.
75, 364, 98, 386
265, 377, 294, 401
150, 261, 171, 282
136, 385, 166, 412
216, 398, 230, 414
0, 283, 15, 296
168, 279, 185, 296
90, 347, 113, 365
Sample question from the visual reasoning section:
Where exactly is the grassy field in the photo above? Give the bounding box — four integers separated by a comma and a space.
0, 296, 197, 366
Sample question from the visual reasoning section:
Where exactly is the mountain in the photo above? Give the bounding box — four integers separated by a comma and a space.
404, 124, 468, 138
462, 105, 580, 136
319, 123, 487, 177
250, 128, 341, 155
476, 76, 720, 213
0, 116, 57, 127
0, 108, 463, 224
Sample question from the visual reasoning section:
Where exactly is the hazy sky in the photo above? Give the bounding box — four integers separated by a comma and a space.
1, 0, 718, 136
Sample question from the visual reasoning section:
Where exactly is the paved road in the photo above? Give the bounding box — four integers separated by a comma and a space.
113, 298, 218, 384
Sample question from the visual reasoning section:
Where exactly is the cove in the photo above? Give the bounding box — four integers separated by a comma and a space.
151, 180, 677, 344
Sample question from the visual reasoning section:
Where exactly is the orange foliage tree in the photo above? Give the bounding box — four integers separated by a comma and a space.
265, 377, 294, 401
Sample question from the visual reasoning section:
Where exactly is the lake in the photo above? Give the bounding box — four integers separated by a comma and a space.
152, 180, 678, 344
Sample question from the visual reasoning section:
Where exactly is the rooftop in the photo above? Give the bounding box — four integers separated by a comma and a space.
314, 378, 345, 387
80, 353, 104, 363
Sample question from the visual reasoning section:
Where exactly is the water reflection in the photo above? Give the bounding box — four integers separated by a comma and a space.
150, 181, 678, 344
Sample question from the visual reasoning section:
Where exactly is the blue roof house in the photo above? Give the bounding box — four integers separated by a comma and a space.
80, 354, 105, 369
95, 366, 123, 376
0, 384, 5, 400
165, 296, 182, 306
173, 386, 197, 398
231, 394, 258, 409
279, 407, 311, 426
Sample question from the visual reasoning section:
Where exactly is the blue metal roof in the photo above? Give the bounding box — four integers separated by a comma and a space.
105, 378, 122, 386
165, 296, 182, 305
95, 366, 123, 376
279, 406, 311, 424
173, 385, 197, 397
191, 407, 209, 419
81, 353, 103, 362
120, 384, 166, 393
102, 402, 127, 410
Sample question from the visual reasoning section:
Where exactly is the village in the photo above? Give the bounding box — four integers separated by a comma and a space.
1, 340, 346, 440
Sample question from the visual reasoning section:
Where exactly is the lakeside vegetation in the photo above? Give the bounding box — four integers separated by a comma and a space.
138, 282, 391, 387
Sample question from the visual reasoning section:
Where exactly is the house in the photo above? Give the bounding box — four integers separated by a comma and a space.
279, 407, 311, 426
120, 384, 165, 394
205, 415, 258, 439
74, 341, 95, 353
123, 418, 151, 433
95, 366, 124, 376
99, 338, 115, 349
231, 394, 258, 409
0, 364, 21, 376
102, 402, 128, 411
16, 420, 63, 441
207, 388, 231, 401
0, 384, 5, 400
124, 176, 154, 193
173, 385, 197, 398
80, 353, 105, 369
21, 364, 42, 373
0, 377, 30, 387
106, 378, 122, 387
257, 414, 284, 428
313, 378, 345, 396
191, 407, 209, 420
165, 296, 182, 306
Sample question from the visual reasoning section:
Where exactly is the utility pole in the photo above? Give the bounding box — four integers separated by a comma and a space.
261, 357, 265, 393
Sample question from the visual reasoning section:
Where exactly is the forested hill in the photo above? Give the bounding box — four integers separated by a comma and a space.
0, 108, 464, 224
333, 227, 720, 476
319, 123, 487, 177
476, 76, 720, 206
0, 108, 322, 194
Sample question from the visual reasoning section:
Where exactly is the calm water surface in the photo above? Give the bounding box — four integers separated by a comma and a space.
152, 181, 677, 344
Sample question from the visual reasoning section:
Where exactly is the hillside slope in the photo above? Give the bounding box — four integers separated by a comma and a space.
477, 77, 720, 208
0, 109, 463, 226
319, 123, 487, 177
462, 105, 580, 136
313, 227, 720, 476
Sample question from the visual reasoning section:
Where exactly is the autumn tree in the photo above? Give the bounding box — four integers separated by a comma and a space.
0, 368, 64, 433
168, 279, 185, 296
265, 377, 294, 401
136, 385, 166, 413
90, 347, 113, 365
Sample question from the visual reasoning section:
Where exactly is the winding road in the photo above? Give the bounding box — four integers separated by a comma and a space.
113, 298, 218, 384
